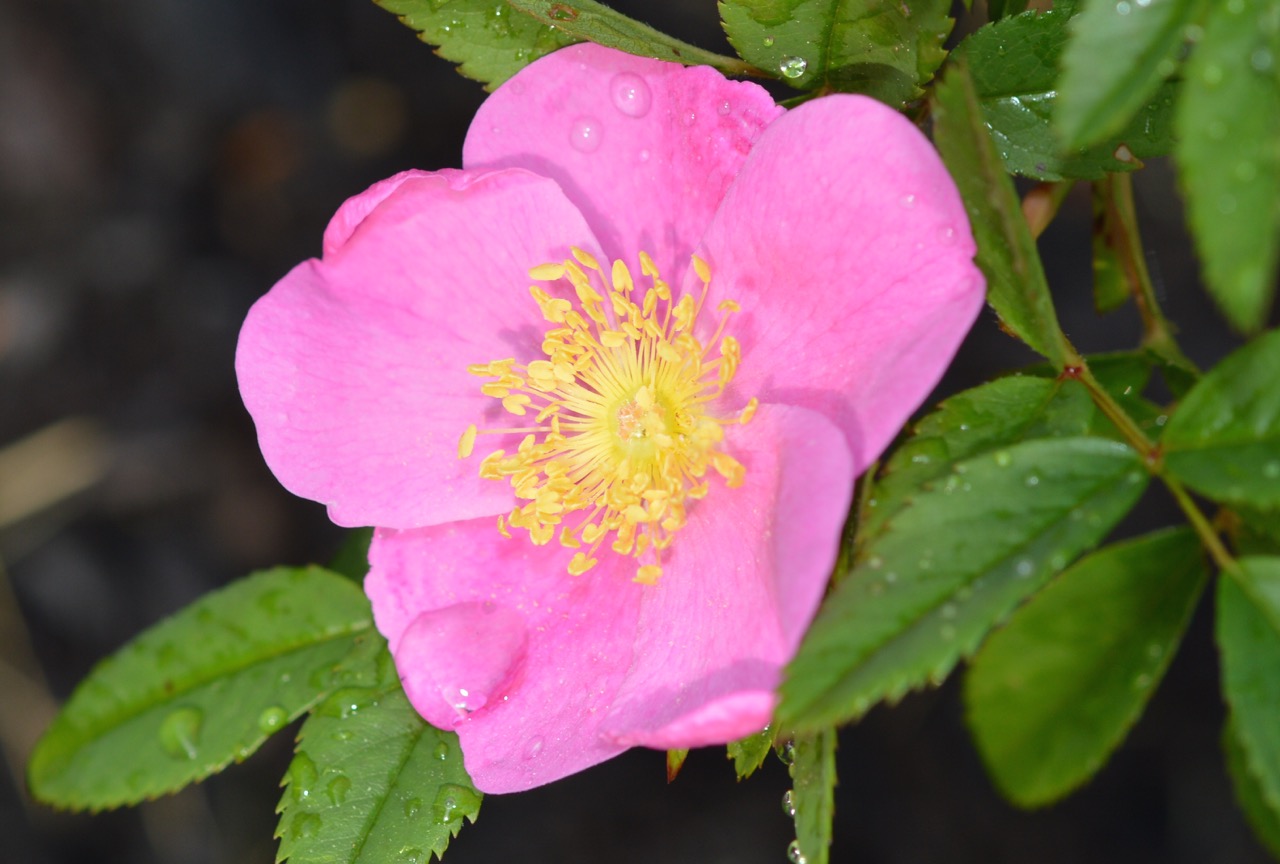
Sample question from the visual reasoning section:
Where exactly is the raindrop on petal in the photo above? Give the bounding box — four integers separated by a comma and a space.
610, 73, 652, 118
570, 117, 602, 153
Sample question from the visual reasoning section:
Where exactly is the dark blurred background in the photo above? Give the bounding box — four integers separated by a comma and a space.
1, 0, 1268, 862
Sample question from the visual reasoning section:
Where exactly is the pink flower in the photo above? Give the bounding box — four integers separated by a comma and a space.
236, 43, 982, 793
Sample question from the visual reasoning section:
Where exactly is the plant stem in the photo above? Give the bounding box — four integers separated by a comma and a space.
1073, 356, 1237, 573
1104, 174, 1199, 373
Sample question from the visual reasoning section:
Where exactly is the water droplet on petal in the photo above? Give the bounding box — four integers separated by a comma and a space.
638, 148, 651, 163
682, 111, 697, 127
159, 707, 204, 760
900, 193, 916, 208
610, 72, 652, 118
570, 117, 601, 152
779, 56, 808, 79
523, 736, 545, 760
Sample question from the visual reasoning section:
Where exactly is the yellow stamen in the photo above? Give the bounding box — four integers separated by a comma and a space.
460, 248, 755, 581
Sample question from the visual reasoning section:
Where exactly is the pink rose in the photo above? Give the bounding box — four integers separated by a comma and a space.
236, 43, 982, 792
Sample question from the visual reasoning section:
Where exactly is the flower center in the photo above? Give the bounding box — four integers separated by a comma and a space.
458, 247, 756, 584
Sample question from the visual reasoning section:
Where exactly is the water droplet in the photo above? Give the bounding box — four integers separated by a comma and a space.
523, 736, 545, 760
778, 740, 796, 765
1113, 143, 1134, 163
787, 840, 808, 864
1116, 0, 1131, 14
398, 846, 426, 864
1016, 559, 1034, 578
638, 148, 651, 163
570, 117, 601, 153
994, 450, 1012, 467
900, 193, 916, 208
290, 813, 322, 840
1147, 642, 1164, 660
867, 555, 883, 570
159, 707, 204, 760
717, 100, 732, 116
779, 56, 808, 79
763, 35, 776, 47
432, 783, 481, 824
610, 72, 652, 118
1155, 414, 1169, 427
682, 111, 697, 127
276, 411, 290, 426
911, 453, 930, 464
1025, 474, 1040, 487
405, 797, 423, 818
434, 741, 450, 761
1133, 673, 1153, 690
327, 775, 351, 805
781, 789, 796, 817
258, 706, 288, 734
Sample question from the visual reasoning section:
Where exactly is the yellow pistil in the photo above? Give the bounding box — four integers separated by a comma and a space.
459, 248, 756, 583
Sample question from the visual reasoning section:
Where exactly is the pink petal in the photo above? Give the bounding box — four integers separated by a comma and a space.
695, 94, 985, 471
236, 168, 603, 529
464, 42, 783, 284
366, 404, 852, 790
367, 520, 642, 793
601, 404, 854, 748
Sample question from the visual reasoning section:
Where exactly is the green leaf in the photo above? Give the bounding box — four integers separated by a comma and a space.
965, 528, 1207, 807
864, 375, 1100, 540
28, 567, 373, 811
726, 725, 775, 780
1057, 0, 1208, 149
787, 729, 836, 864
277, 642, 481, 864
931, 59, 1073, 366
1174, 0, 1280, 330
779, 438, 1149, 731
1225, 714, 1280, 859
955, 8, 1178, 180
1162, 330, 1280, 510
718, 0, 955, 105
373, 0, 576, 90
506, 1, 755, 76
1217, 557, 1280, 816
